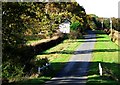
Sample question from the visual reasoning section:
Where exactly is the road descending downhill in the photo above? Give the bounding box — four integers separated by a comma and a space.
45, 30, 96, 85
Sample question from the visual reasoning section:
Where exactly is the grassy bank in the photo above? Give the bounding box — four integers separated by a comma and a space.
87, 30, 120, 85
16, 39, 84, 84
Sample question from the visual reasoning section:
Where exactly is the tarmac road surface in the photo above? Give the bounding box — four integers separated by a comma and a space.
45, 30, 96, 85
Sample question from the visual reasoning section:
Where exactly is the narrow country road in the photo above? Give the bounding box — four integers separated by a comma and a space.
45, 30, 96, 85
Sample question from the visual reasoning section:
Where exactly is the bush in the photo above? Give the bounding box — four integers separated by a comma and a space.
69, 21, 83, 39
35, 57, 49, 67
2, 61, 24, 83
70, 21, 81, 30
68, 30, 83, 39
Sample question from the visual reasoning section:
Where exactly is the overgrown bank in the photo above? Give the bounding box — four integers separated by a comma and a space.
2, 2, 89, 83
12, 39, 84, 84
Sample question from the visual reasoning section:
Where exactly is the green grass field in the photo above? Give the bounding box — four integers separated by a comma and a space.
13, 30, 120, 84
36, 39, 84, 77
87, 30, 120, 85
16, 39, 84, 84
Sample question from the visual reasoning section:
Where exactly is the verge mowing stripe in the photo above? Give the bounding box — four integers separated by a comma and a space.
87, 30, 120, 85
18, 39, 84, 84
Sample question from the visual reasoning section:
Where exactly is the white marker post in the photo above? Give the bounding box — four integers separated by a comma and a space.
101, 20, 103, 29
110, 18, 112, 35
99, 63, 102, 76
38, 67, 41, 74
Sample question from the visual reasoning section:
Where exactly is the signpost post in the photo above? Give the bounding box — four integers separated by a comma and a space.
101, 20, 103, 29
99, 63, 102, 76
110, 18, 112, 35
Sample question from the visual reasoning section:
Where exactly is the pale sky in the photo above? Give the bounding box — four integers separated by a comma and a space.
76, 0, 119, 18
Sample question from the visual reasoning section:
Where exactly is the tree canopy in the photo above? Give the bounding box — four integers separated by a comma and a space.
2, 2, 88, 81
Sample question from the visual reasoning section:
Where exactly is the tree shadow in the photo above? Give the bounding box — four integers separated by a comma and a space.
85, 30, 106, 34
87, 62, 120, 85
54, 62, 120, 85
15, 37, 65, 76
9, 30, 120, 85
84, 36, 105, 39
11, 61, 120, 85
93, 30, 107, 34
42, 48, 120, 55
64, 40, 110, 43
45, 61, 120, 85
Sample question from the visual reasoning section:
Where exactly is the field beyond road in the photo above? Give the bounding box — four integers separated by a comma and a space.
87, 30, 120, 85
15, 38, 84, 84
12, 30, 120, 85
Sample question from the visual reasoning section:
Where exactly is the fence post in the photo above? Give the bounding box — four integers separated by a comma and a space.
38, 63, 52, 74
38, 67, 41, 74
99, 63, 102, 76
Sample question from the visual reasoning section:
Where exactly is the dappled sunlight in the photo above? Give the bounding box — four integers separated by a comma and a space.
92, 30, 119, 63
35, 61, 120, 84
36, 39, 82, 62
87, 62, 120, 84
87, 30, 120, 84
2, 1, 120, 84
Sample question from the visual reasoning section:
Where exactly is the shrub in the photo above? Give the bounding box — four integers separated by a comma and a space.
68, 30, 83, 39
70, 21, 81, 30
69, 21, 83, 39
35, 57, 49, 67
2, 61, 24, 82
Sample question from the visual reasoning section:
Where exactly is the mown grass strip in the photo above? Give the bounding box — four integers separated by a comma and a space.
18, 39, 84, 84
87, 30, 120, 85
36, 39, 84, 75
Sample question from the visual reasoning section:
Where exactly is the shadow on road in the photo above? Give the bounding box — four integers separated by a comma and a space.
12, 61, 120, 85
41, 48, 120, 55
11, 30, 120, 85
64, 40, 110, 43
44, 61, 120, 85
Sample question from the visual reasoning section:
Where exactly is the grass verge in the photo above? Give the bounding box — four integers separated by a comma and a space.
87, 30, 120, 85
16, 39, 84, 84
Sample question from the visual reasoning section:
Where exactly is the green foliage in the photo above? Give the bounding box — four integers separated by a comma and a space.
2, 2, 27, 48
86, 14, 102, 30
68, 30, 83, 39
2, 2, 28, 81
103, 18, 110, 29
101, 17, 120, 32
69, 21, 83, 39
2, 62, 24, 79
2, 2, 87, 83
35, 58, 49, 67
111, 17, 119, 31
87, 30, 120, 84
70, 21, 81, 30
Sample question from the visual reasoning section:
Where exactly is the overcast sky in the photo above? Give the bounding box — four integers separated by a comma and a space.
76, 0, 119, 18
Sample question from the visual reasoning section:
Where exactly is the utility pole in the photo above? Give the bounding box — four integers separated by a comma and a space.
101, 20, 103, 29
110, 18, 112, 35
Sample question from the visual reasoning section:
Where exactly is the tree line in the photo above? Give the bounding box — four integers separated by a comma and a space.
3, 2, 119, 83
2, 2, 89, 82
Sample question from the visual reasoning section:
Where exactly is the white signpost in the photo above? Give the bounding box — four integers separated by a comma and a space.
59, 20, 70, 33
99, 63, 102, 76
101, 20, 103, 29
110, 18, 112, 34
